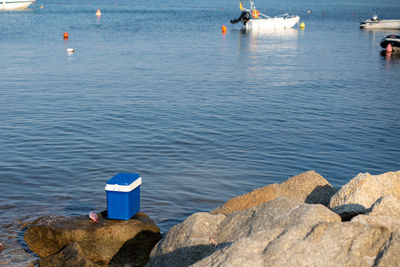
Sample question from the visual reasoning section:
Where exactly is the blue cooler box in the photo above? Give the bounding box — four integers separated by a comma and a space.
105, 173, 141, 220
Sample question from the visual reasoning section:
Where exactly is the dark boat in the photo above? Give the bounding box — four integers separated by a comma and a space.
380, 35, 400, 51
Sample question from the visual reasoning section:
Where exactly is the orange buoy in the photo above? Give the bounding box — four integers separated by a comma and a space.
252, 9, 260, 19
96, 9, 101, 17
221, 25, 227, 34
63, 32, 69, 39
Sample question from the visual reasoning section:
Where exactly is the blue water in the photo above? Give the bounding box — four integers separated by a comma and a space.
1, 0, 400, 264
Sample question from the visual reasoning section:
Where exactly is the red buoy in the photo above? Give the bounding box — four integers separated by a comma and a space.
63, 32, 69, 39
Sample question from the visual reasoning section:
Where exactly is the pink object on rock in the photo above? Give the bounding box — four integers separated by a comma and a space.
89, 212, 98, 223
386, 43, 393, 53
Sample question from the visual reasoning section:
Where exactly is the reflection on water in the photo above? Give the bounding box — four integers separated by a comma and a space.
239, 28, 299, 53
237, 28, 300, 82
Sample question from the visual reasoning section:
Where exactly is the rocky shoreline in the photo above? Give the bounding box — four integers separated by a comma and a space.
24, 170, 400, 266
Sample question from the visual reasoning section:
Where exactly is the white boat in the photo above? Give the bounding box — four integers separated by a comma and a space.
360, 15, 400, 30
231, 0, 300, 30
0, 0, 34, 10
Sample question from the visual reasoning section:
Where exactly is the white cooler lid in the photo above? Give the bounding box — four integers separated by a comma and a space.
105, 173, 142, 192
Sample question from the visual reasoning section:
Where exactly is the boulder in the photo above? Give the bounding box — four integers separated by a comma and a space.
329, 171, 400, 220
193, 222, 397, 267
24, 211, 161, 266
146, 212, 226, 267
147, 197, 340, 267
214, 197, 340, 244
38, 243, 101, 267
211, 170, 336, 215
352, 195, 400, 232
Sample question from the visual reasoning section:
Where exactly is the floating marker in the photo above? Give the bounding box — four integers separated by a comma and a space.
63, 32, 69, 39
386, 43, 393, 53
221, 25, 227, 34
300, 22, 305, 29
96, 9, 101, 17
307, 10, 311, 14
40, 5, 43, 8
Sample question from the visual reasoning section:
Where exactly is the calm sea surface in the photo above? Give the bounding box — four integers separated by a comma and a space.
1, 0, 400, 264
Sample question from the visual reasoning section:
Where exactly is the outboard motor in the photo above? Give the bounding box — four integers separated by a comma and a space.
230, 11, 251, 25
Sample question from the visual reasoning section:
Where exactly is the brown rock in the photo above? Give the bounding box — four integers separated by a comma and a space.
278, 170, 336, 205
24, 211, 161, 266
212, 170, 335, 215
39, 242, 101, 267
210, 184, 279, 215
330, 171, 400, 219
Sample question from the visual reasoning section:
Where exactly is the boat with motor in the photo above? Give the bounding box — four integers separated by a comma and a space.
360, 15, 400, 30
0, 0, 34, 10
380, 35, 400, 51
230, 0, 300, 31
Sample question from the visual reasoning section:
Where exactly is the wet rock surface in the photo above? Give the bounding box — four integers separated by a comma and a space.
24, 211, 161, 266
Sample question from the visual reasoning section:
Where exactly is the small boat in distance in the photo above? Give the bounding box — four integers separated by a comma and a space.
0, 0, 35, 10
231, 0, 300, 31
360, 15, 400, 30
380, 35, 400, 51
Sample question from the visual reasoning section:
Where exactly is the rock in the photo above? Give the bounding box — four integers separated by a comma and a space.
215, 197, 341, 244
210, 184, 279, 215
329, 171, 400, 220
24, 211, 161, 266
352, 195, 400, 232
278, 170, 336, 206
193, 222, 396, 267
374, 232, 400, 266
146, 212, 226, 267
367, 195, 400, 218
211, 170, 336, 215
147, 198, 340, 267
38, 243, 101, 267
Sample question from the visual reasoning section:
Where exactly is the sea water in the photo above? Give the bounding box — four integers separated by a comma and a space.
0, 0, 399, 264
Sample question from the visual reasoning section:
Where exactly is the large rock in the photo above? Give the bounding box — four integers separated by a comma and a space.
215, 197, 341, 244
24, 211, 161, 266
147, 197, 340, 267
211, 170, 336, 215
330, 171, 400, 220
38, 242, 101, 267
193, 222, 397, 267
352, 195, 400, 232
146, 212, 226, 267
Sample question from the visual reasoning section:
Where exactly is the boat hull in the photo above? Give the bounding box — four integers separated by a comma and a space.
360, 19, 400, 30
0, 0, 34, 10
245, 15, 300, 30
380, 35, 400, 51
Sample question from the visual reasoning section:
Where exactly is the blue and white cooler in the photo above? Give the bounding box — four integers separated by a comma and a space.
105, 173, 141, 220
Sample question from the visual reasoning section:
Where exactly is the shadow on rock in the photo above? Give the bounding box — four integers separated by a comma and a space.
331, 204, 367, 221
110, 230, 162, 267
146, 243, 230, 267
305, 185, 337, 206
